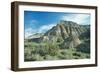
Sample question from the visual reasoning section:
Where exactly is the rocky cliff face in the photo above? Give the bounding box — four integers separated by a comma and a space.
40, 20, 89, 49
29, 20, 90, 49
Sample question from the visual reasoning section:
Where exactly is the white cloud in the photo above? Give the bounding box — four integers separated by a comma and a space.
25, 28, 36, 38
62, 14, 90, 24
25, 20, 38, 38
25, 23, 56, 38
38, 23, 56, 33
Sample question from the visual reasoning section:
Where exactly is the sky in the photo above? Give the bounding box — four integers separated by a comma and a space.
24, 11, 90, 38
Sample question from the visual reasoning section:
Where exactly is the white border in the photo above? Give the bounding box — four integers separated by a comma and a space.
19, 5, 96, 68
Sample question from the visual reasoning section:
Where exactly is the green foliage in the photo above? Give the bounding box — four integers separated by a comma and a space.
44, 55, 59, 60
46, 42, 60, 56
31, 54, 44, 61
25, 53, 44, 61
24, 41, 90, 61
76, 40, 90, 53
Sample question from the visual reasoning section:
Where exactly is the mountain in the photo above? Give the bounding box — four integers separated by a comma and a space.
42, 20, 89, 48
27, 20, 90, 49
26, 33, 43, 39
26, 33, 44, 43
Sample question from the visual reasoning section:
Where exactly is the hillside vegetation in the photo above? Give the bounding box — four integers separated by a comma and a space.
24, 20, 90, 61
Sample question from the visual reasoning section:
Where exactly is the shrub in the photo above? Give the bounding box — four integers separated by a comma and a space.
73, 52, 81, 57
46, 42, 60, 56
31, 54, 44, 61
76, 40, 90, 53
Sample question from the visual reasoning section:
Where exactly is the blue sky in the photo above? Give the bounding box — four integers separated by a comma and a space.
24, 11, 90, 38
